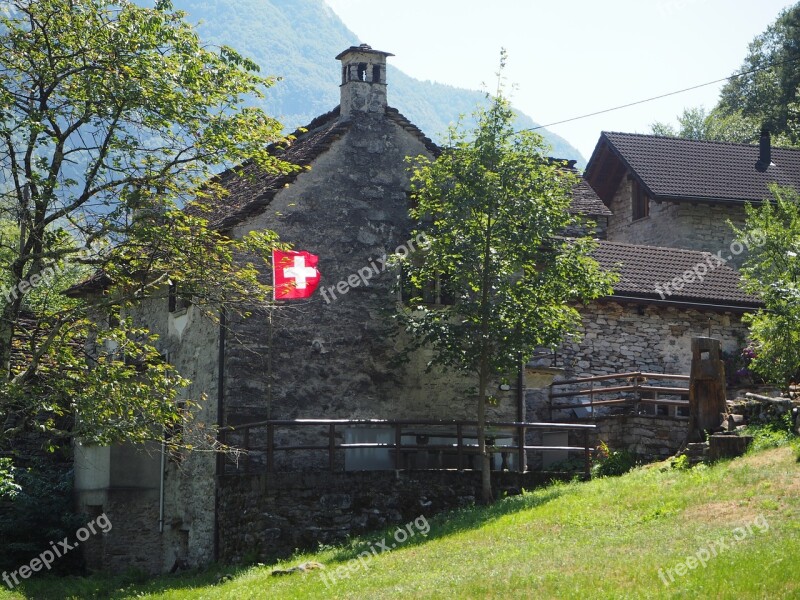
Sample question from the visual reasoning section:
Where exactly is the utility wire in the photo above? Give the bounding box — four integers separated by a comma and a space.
524, 55, 800, 132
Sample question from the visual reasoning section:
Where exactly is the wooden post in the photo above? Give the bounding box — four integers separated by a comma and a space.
583, 429, 591, 479
457, 422, 464, 472
688, 337, 728, 442
266, 423, 274, 473
243, 427, 250, 474
394, 423, 402, 470
328, 424, 336, 472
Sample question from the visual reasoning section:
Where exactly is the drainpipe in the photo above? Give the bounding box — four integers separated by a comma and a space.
517, 354, 527, 472
158, 438, 166, 533
213, 310, 226, 562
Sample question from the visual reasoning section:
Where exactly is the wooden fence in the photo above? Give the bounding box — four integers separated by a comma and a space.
217, 418, 596, 477
549, 372, 690, 420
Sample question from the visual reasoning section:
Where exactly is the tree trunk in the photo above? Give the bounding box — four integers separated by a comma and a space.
477, 358, 492, 504
0, 286, 24, 379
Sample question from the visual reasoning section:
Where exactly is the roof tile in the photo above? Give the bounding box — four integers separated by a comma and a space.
588, 131, 800, 203
593, 240, 761, 307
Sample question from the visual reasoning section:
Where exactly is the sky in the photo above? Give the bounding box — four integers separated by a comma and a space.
325, 0, 797, 161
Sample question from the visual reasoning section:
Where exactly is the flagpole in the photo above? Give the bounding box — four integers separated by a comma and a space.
266, 303, 273, 420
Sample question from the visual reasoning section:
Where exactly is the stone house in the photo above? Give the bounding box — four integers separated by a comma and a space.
72, 49, 783, 572
74, 44, 531, 573
583, 131, 800, 262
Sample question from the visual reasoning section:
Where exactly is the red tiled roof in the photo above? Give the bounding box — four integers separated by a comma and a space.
593, 240, 762, 308
584, 131, 800, 205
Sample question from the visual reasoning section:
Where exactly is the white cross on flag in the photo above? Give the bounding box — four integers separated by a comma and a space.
272, 249, 321, 300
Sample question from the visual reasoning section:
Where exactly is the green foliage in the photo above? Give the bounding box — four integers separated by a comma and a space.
0, 0, 291, 453
743, 411, 796, 453
396, 57, 614, 502
398, 72, 614, 379
591, 441, 636, 477
0, 463, 85, 573
651, 106, 763, 144
731, 186, 800, 386
0, 457, 20, 498
717, 2, 800, 142
671, 453, 690, 471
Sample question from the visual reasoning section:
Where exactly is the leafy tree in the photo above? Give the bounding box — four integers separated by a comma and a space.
397, 59, 615, 503
0, 0, 291, 458
732, 186, 800, 387
717, 2, 800, 141
650, 106, 762, 144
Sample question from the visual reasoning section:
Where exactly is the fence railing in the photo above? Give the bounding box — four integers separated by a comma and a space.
217, 419, 596, 477
549, 371, 690, 419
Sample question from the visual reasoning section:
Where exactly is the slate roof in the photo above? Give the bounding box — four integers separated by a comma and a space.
593, 240, 762, 309
570, 180, 612, 216
186, 107, 350, 230
67, 107, 603, 295
584, 131, 800, 205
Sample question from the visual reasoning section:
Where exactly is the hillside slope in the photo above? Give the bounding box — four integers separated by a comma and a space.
174, 0, 584, 163
8, 446, 799, 598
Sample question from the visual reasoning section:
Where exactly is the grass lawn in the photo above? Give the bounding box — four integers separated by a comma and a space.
2, 445, 799, 599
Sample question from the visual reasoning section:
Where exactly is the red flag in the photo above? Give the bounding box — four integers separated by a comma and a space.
272, 249, 321, 300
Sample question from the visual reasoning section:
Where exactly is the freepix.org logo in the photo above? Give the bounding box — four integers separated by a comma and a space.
2, 513, 112, 590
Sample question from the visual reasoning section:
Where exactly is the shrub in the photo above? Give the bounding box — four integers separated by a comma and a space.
591, 441, 636, 477
744, 412, 797, 453
0, 462, 85, 573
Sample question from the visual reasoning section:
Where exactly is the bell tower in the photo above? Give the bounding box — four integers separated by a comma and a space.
336, 44, 394, 117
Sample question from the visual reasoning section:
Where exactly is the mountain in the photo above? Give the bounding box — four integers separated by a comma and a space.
174, 0, 584, 164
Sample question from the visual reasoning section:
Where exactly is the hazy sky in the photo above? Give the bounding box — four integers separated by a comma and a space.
325, 0, 796, 160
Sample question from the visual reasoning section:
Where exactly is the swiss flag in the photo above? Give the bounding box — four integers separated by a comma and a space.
272, 249, 321, 300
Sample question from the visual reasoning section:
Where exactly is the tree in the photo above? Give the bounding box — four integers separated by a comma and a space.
0, 0, 292, 457
731, 186, 800, 387
717, 2, 800, 142
650, 106, 762, 144
397, 60, 615, 503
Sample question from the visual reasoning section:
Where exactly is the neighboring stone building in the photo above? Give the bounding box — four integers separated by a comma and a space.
583, 131, 800, 265
559, 241, 760, 381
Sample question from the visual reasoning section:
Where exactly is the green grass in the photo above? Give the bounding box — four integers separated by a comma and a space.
3, 446, 799, 599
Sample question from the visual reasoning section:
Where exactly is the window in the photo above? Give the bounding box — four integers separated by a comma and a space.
399, 266, 455, 306
631, 178, 649, 221
168, 282, 191, 313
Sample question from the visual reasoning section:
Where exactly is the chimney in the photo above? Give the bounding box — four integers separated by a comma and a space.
336, 44, 394, 117
755, 128, 772, 172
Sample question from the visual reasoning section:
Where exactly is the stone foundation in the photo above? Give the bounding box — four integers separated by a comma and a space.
216, 470, 570, 564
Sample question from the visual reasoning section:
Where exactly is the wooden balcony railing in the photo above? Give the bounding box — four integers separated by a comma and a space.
549, 371, 690, 419
217, 418, 596, 477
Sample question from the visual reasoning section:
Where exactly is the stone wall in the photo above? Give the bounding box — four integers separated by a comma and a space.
558, 301, 748, 378
589, 415, 688, 459
223, 110, 516, 471
606, 177, 749, 266
524, 301, 749, 455
75, 296, 221, 573
216, 470, 570, 563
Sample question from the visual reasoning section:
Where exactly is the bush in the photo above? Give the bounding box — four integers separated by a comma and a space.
0, 462, 85, 573
591, 442, 636, 477
744, 412, 797, 453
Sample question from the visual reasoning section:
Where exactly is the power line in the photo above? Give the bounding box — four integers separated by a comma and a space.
524, 56, 800, 132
